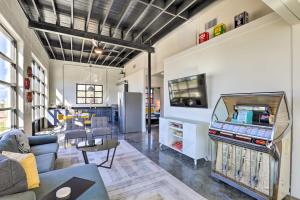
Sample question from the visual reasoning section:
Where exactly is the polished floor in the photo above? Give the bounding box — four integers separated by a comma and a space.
120, 126, 254, 200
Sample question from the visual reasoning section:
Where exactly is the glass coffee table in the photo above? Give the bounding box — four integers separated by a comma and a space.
76, 139, 119, 169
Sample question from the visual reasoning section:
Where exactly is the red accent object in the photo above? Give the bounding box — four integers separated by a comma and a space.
255, 140, 266, 145
173, 141, 183, 151
24, 78, 30, 90
199, 32, 209, 44
209, 129, 217, 134
26, 91, 33, 102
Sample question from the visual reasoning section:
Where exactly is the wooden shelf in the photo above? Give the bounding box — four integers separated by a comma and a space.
172, 134, 183, 139
169, 126, 183, 131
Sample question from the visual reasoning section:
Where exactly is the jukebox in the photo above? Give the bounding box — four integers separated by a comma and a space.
208, 92, 291, 200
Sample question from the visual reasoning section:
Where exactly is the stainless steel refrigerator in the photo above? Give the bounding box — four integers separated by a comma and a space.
118, 92, 142, 133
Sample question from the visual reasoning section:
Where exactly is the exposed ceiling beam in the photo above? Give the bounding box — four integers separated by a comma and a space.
102, 0, 155, 65
50, 0, 59, 24
70, 0, 74, 61
31, 0, 56, 60
43, 32, 56, 59
134, 0, 175, 41
85, 0, 95, 63
28, 20, 155, 53
110, 0, 175, 66
51, 0, 64, 60
40, 39, 130, 60
115, 0, 198, 67
70, 0, 74, 28
99, 0, 115, 34
87, 46, 94, 63
94, 0, 117, 64
126, 0, 156, 39
70, 37, 73, 61
100, 0, 137, 65
80, 39, 85, 62
31, 0, 41, 21
57, 34, 65, 60
144, 0, 198, 43
137, 0, 187, 20
41, 38, 86, 51
85, 0, 94, 31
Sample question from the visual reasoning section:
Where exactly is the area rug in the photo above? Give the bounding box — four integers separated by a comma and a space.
56, 140, 206, 200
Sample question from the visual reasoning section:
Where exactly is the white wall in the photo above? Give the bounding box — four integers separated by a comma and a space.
291, 23, 300, 198
49, 60, 122, 107
163, 12, 300, 198
124, 0, 272, 75
164, 13, 291, 121
0, 0, 50, 135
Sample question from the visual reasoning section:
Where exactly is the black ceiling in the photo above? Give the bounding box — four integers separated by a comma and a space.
18, 0, 215, 68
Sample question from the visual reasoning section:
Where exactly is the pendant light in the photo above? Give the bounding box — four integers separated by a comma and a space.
94, 47, 103, 54
88, 65, 94, 91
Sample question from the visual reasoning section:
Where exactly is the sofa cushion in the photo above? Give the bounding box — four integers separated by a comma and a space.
35, 153, 55, 174
2, 151, 40, 189
30, 143, 59, 156
33, 164, 109, 200
2, 129, 30, 153
0, 155, 28, 196
0, 135, 19, 153
28, 135, 58, 146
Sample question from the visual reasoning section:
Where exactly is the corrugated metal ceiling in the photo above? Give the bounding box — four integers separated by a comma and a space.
18, 0, 215, 67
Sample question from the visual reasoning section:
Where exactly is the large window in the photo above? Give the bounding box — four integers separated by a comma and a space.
0, 25, 17, 134
76, 84, 103, 104
31, 60, 47, 132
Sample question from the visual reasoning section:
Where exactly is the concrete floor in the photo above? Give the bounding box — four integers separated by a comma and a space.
121, 126, 254, 200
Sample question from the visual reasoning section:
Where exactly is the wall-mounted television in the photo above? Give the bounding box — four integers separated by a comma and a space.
168, 73, 208, 108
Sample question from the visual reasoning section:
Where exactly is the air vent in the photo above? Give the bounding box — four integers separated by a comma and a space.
205, 18, 217, 30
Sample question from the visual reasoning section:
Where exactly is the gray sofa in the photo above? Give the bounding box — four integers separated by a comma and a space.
0, 131, 59, 174
0, 130, 109, 200
29, 135, 59, 173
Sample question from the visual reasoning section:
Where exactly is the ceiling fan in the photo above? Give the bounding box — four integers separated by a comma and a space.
82, 39, 119, 54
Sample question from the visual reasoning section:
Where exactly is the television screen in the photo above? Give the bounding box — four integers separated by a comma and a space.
168, 74, 208, 108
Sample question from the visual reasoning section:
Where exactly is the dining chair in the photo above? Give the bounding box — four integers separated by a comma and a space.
91, 117, 112, 139
64, 118, 87, 148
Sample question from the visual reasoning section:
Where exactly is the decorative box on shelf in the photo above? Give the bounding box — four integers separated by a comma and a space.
213, 23, 226, 37
198, 32, 209, 44
234, 11, 249, 28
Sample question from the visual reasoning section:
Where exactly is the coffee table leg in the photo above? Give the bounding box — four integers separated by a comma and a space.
98, 147, 117, 169
108, 146, 117, 168
82, 151, 89, 164
97, 149, 110, 167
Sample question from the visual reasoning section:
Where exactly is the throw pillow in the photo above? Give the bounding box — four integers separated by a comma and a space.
0, 155, 28, 196
2, 129, 30, 153
0, 135, 19, 153
2, 151, 40, 189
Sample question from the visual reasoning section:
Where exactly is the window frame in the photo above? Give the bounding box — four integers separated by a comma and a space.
76, 83, 103, 104
0, 24, 18, 134
31, 60, 47, 122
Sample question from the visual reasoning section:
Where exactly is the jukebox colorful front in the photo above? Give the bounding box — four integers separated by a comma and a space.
208, 92, 291, 200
